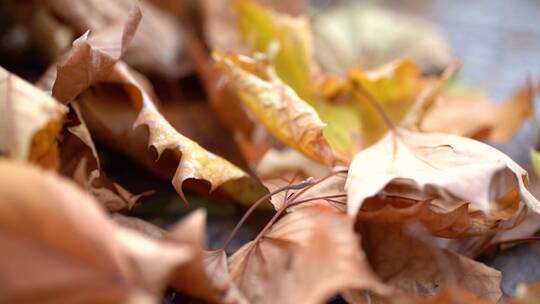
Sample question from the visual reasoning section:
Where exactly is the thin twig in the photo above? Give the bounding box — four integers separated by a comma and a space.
221, 178, 314, 251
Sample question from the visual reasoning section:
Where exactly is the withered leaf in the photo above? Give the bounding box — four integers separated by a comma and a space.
165, 210, 248, 304
52, 11, 265, 204
0, 66, 66, 169
228, 205, 389, 304
0, 160, 193, 304
214, 52, 336, 165
346, 128, 540, 222
359, 224, 502, 302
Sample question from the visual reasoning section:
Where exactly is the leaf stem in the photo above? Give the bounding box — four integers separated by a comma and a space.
221, 178, 314, 251
353, 82, 396, 132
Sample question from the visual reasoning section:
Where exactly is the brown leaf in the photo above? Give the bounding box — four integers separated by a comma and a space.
346, 128, 540, 230
0, 160, 193, 303
0, 66, 66, 169
52, 6, 142, 103
421, 82, 535, 142
40, 57, 146, 211
358, 224, 502, 302
51, 11, 266, 204
356, 188, 527, 238
228, 205, 389, 304
41, 0, 190, 78
165, 211, 248, 303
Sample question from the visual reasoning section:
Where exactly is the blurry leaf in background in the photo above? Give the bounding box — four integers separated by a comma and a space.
228, 205, 389, 304
16, 0, 191, 78
312, 3, 453, 75
6, 1, 74, 61
0, 66, 66, 169
233, 0, 315, 102
0, 160, 193, 304
422, 82, 535, 142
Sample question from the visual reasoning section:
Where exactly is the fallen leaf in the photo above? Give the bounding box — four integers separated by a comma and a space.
50, 10, 266, 204
421, 82, 535, 142
165, 210, 248, 303
41, 0, 191, 78
0, 160, 193, 303
214, 52, 336, 165
51, 6, 142, 103
346, 128, 540, 226
0, 66, 66, 169
228, 205, 389, 304
39, 46, 147, 211
358, 224, 502, 302
312, 3, 453, 75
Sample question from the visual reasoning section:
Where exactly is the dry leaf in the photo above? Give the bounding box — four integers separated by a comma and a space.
51, 6, 142, 103
346, 128, 540, 223
165, 210, 248, 304
38, 23, 146, 211
358, 224, 502, 302
0, 66, 66, 169
0, 160, 193, 304
421, 82, 535, 142
214, 52, 336, 165
51, 11, 266, 204
228, 205, 389, 304
41, 0, 190, 78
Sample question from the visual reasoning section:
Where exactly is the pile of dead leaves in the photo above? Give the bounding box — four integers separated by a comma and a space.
1, 0, 540, 303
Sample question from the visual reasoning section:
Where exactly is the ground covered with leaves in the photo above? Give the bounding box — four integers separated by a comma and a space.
1, 0, 540, 303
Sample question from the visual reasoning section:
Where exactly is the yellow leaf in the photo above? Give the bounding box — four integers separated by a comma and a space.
233, 0, 314, 102
347, 58, 428, 146
0, 67, 66, 169
215, 52, 336, 165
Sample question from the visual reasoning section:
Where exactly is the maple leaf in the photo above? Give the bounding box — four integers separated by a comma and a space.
228, 205, 389, 304
0, 160, 194, 304
164, 211, 248, 303
36, 14, 147, 211
214, 52, 336, 165
50, 8, 265, 204
346, 128, 540, 233
0, 66, 66, 169
358, 224, 502, 302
